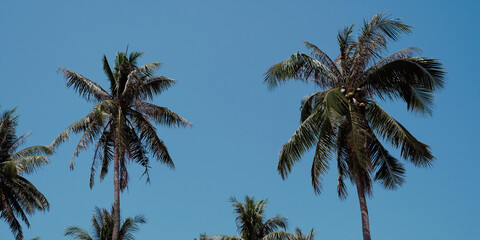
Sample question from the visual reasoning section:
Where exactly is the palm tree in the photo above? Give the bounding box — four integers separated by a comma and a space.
0, 108, 52, 240
265, 13, 445, 240
53, 51, 191, 240
207, 196, 292, 240
290, 228, 315, 240
65, 206, 146, 240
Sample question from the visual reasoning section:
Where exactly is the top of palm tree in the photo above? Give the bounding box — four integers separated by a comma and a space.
265, 13, 445, 116
207, 196, 291, 240
65, 206, 146, 240
51, 51, 192, 190
264, 13, 446, 197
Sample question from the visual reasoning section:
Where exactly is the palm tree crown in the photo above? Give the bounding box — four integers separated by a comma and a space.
0, 108, 52, 240
265, 13, 445, 240
53, 51, 191, 188
65, 206, 146, 240
53, 51, 191, 240
207, 196, 291, 240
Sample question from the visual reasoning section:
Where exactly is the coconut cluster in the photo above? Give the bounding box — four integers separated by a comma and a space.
341, 87, 367, 108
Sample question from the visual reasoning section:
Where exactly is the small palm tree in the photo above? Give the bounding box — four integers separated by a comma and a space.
65, 206, 146, 240
0, 108, 52, 240
207, 196, 292, 240
265, 13, 445, 240
290, 228, 315, 240
53, 51, 191, 240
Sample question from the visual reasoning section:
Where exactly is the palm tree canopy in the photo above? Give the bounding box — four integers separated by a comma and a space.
0, 108, 52, 240
207, 196, 293, 240
65, 206, 146, 240
265, 13, 446, 198
52, 51, 192, 190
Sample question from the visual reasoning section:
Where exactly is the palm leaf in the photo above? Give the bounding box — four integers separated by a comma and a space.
129, 110, 174, 168
265, 53, 338, 89
134, 101, 192, 127
364, 57, 445, 115
59, 68, 110, 102
263, 231, 295, 240
366, 102, 434, 167
64, 227, 93, 240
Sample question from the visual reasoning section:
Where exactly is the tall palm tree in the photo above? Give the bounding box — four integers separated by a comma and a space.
207, 196, 292, 240
65, 206, 146, 240
0, 108, 52, 240
265, 13, 445, 240
53, 51, 191, 240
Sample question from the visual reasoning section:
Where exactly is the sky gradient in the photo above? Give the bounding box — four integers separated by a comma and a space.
1, 0, 479, 239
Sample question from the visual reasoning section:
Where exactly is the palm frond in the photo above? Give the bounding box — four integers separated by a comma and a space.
366, 102, 434, 167
90, 122, 113, 188
0, 195, 23, 240
11, 176, 49, 213
303, 41, 340, 77
11, 155, 50, 174
134, 101, 192, 127
335, 123, 350, 199
7, 131, 31, 154
364, 57, 445, 115
102, 55, 116, 92
128, 51, 144, 66
265, 53, 338, 89
125, 125, 151, 183
358, 13, 412, 46
64, 227, 93, 240
299, 92, 324, 123
136, 62, 162, 77
59, 68, 110, 102
129, 110, 174, 168
367, 47, 421, 72
119, 215, 147, 240
368, 132, 405, 189
263, 231, 295, 240
310, 89, 348, 194
264, 216, 288, 233
277, 106, 321, 179
135, 76, 176, 100
335, 24, 355, 79
11, 145, 53, 160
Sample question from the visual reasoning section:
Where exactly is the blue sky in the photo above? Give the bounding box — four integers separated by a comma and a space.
1, 0, 479, 239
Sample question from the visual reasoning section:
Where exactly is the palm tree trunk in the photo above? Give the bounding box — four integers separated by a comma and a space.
355, 176, 371, 240
112, 142, 121, 240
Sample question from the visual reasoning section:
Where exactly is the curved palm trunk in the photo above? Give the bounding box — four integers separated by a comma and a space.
355, 176, 371, 240
112, 142, 121, 240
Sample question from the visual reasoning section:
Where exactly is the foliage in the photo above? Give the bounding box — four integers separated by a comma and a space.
290, 228, 315, 240
53, 51, 191, 189
0, 108, 52, 240
65, 206, 146, 240
206, 196, 293, 240
265, 11, 444, 199
53, 51, 191, 240
265, 13, 445, 239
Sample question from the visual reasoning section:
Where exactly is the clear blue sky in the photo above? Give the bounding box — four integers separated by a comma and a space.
1, 0, 479, 239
